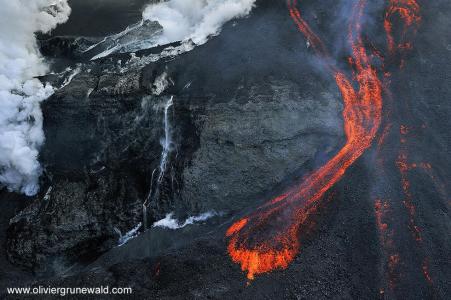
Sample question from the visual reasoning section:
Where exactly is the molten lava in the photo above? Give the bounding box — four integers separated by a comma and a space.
374, 198, 400, 292
396, 124, 437, 285
227, 0, 384, 280
226, 0, 423, 281
384, 0, 421, 58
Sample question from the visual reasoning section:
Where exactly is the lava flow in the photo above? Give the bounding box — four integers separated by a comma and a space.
226, 0, 384, 280
384, 0, 421, 56
374, 0, 423, 293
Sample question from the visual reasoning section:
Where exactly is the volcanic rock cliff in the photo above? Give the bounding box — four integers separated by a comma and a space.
5, 0, 344, 274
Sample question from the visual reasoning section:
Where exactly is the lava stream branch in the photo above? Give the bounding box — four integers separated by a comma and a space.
374, 0, 425, 293
384, 0, 435, 288
384, 0, 421, 61
397, 125, 435, 286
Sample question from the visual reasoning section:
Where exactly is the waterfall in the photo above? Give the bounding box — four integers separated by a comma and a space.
143, 96, 175, 229
158, 96, 174, 182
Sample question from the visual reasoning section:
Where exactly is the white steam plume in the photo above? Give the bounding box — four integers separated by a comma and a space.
91, 0, 256, 60
152, 211, 219, 229
0, 0, 71, 195
143, 0, 256, 46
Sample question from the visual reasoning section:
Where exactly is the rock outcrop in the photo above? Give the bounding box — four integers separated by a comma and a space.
6, 0, 344, 273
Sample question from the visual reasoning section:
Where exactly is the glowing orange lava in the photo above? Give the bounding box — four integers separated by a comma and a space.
227, 0, 384, 280
396, 125, 437, 285
227, 0, 425, 282
384, 0, 421, 57
375, 198, 400, 291
379, 0, 437, 291
396, 126, 423, 242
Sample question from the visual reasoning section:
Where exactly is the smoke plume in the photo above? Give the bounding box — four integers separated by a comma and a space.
0, 0, 71, 195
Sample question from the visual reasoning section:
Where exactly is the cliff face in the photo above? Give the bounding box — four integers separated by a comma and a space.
5, 1, 344, 273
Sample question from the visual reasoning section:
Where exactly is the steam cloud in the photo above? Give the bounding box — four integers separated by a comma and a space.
143, 0, 256, 45
152, 211, 219, 229
0, 0, 71, 195
91, 0, 256, 60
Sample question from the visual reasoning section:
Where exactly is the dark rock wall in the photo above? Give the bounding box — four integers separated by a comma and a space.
5, 0, 345, 275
